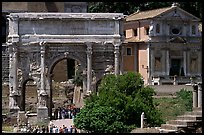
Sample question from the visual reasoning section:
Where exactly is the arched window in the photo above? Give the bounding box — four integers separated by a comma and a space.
156, 24, 160, 34
192, 25, 196, 35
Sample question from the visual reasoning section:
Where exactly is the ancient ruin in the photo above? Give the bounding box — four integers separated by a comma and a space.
7, 12, 124, 121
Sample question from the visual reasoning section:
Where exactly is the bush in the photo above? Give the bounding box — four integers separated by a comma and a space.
175, 88, 193, 111
74, 72, 164, 133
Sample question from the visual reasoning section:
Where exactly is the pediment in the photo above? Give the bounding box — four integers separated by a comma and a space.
156, 7, 200, 21
168, 37, 187, 43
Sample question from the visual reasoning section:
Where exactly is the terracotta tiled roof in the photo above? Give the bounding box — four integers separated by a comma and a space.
126, 6, 173, 21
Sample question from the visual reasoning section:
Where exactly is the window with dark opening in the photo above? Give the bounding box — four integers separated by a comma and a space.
154, 57, 161, 71
145, 27, 149, 35
126, 47, 132, 55
156, 24, 160, 34
192, 25, 196, 35
134, 29, 137, 36
123, 31, 126, 37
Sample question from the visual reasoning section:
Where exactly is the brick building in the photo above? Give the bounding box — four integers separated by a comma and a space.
123, 3, 202, 85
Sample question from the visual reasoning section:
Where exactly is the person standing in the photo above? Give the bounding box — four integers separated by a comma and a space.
72, 125, 77, 133
59, 127, 64, 133
70, 125, 73, 133
41, 125, 46, 133
64, 126, 69, 133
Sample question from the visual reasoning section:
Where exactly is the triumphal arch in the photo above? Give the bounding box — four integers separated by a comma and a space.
7, 12, 124, 121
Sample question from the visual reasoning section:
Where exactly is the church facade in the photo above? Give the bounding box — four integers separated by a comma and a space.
123, 4, 202, 85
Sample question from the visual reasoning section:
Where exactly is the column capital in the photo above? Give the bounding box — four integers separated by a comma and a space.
85, 42, 93, 46
192, 84, 198, 91
114, 43, 120, 55
197, 82, 202, 90
8, 15, 19, 21
40, 41, 46, 53
112, 40, 122, 47
86, 42, 93, 56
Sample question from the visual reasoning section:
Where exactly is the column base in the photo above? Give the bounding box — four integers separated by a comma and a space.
17, 111, 28, 126
10, 107, 20, 116
37, 106, 48, 122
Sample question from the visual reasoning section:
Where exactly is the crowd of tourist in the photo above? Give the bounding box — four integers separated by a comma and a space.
47, 104, 80, 133
14, 124, 48, 133
49, 124, 78, 133
53, 104, 80, 120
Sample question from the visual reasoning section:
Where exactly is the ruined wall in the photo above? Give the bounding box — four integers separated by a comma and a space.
2, 45, 9, 84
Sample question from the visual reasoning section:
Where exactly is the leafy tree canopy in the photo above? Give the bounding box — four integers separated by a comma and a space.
88, 2, 202, 19
74, 72, 164, 133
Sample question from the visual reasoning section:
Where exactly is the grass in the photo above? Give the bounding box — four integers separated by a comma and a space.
154, 97, 186, 122
153, 89, 193, 122
2, 125, 13, 132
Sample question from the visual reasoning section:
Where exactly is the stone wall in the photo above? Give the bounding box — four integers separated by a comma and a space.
2, 45, 9, 84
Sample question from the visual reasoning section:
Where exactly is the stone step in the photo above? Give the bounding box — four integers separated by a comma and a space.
177, 115, 202, 121
161, 124, 187, 130
185, 111, 202, 115
193, 107, 202, 112
167, 120, 201, 127
159, 129, 177, 133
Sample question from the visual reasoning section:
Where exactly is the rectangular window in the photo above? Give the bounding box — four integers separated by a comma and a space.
126, 47, 132, 56
154, 57, 161, 71
191, 25, 196, 35
190, 58, 197, 73
134, 29, 137, 36
156, 24, 160, 34
145, 26, 149, 35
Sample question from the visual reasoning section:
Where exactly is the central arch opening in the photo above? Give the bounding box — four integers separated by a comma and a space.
49, 57, 83, 120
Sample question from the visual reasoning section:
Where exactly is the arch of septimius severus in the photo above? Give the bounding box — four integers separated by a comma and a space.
7, 12, 124, 121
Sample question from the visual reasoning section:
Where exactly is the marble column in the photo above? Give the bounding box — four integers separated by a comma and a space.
183, 51, 187, 76
166, 49, 169, 76
197, 50, 202, 75
120, 45, 124, 74
37, 42, 48, 122
82, 69, 87, 96
197, 82, 202, 108
161, 50, 166, 75
113, 42, 121, 75
86, 42, 93, 94
40, 42, 46, 95
150, 48, 154, 78
186, 50, 190, 76
9, 43, 20, 113
192, 84, 198, 108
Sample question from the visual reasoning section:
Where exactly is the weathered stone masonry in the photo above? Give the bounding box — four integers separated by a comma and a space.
7, 13, 124, 121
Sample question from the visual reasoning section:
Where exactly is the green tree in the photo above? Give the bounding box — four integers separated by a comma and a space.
74, 72, 164, 133
88, 2, 202, 19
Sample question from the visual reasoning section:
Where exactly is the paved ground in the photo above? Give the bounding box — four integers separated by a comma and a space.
131, 128, 160, 133
50, 119, 74, 128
